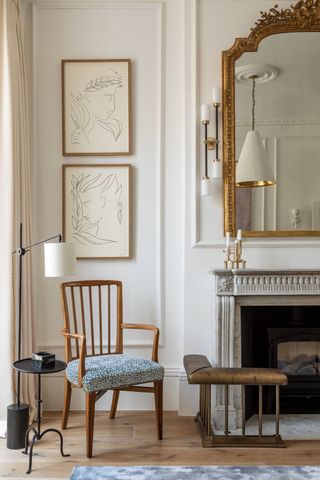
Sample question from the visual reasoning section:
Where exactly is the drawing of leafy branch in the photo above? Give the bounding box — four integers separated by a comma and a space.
85, 73, 122, 93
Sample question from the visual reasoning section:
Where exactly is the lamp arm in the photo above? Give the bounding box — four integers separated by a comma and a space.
24, 233, 62, 250
12, 233, 62, 255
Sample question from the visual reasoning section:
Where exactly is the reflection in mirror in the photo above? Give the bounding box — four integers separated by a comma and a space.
235, 32, 320, 232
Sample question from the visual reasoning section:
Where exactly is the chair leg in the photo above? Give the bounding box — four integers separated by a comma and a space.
61, 378, 72, 430
86, 392, 96, 458
154, 380, 163, 440
109, 390, 120, 419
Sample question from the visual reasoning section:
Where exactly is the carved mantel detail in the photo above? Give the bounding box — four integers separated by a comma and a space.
216, 273, 234, 294
215, 269, 320, 296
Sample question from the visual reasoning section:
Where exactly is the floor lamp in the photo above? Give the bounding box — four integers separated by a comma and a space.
7, 223, 76, 449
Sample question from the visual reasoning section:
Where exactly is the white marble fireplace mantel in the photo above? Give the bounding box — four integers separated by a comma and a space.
212, 268, 320, 429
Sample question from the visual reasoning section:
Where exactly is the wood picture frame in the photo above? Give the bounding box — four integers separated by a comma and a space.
62, 59, 131, 156
63, 164, 131, 258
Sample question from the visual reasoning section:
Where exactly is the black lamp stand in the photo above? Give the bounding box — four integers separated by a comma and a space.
7, 223, 61, 449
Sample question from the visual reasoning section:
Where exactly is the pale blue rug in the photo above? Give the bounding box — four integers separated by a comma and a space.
70, 466, 320, 479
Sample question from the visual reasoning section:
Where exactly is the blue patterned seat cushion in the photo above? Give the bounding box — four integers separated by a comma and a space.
66, 354, 164, 393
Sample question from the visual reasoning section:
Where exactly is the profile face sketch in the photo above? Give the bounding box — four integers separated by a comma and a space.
71, 172, 123, 246
63, 60, 131, 155
70, 68, 123, 146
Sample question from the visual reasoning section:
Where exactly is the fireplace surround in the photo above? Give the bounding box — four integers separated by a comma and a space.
213, 269, 320, 429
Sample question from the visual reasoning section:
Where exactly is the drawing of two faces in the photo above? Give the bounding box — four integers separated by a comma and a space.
71, 172, 123, 246
70, 67, 123, 145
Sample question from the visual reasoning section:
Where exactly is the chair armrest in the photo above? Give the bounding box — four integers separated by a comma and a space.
121, 323, 160, 362
61, 329, 86, 387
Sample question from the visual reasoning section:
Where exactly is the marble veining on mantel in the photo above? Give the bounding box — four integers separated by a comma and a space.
213, 268, 320, 296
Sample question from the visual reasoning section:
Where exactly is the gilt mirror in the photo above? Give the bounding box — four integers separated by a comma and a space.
222, 0, 320, 237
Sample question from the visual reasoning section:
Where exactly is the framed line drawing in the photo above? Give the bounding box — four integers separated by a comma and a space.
62, 59, 131, 156
63, 164, 131, 258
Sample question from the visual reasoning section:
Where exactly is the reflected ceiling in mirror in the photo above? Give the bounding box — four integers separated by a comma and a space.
222, 0, 320, 237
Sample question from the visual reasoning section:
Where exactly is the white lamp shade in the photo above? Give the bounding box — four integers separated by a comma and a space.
236, 130, 276, 188
44, 242, 76, 277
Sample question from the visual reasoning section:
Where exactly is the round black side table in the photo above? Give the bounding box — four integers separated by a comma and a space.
13, 358, 70, 474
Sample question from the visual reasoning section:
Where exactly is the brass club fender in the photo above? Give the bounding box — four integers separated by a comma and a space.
184, 354, 288, 447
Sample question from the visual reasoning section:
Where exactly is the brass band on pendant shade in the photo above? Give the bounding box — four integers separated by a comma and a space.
236, 130, 276, 188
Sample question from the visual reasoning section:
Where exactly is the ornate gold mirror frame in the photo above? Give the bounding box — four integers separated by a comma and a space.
222, 0, 320, 237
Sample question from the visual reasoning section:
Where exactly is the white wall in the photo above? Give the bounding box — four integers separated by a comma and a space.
30, 0, 185, 411
27, 0, 320, 414
180, 0, 320, 414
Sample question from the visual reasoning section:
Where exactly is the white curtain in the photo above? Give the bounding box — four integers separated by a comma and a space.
0, 0, 35, 437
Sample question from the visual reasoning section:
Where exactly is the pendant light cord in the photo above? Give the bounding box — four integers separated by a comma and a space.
251, 76, 256, 131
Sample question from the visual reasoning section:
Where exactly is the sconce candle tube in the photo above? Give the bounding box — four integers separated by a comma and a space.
212, 160, 221, 179
212, 103, 222, 179
204, 122, 208, 178
212, 86, 222, 105
215, 105, 219, 159
201, 177, 211, 196
201, 104, 210, 122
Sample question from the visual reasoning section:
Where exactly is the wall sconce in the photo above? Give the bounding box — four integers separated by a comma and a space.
201, 87, 222, 196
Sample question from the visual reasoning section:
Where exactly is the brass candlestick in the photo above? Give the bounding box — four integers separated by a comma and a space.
234, 239, 246, 269
223, 233, 246, 269
223, 245, 233, 269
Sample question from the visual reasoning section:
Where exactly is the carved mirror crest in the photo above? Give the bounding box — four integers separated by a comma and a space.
222, 0, 320, 237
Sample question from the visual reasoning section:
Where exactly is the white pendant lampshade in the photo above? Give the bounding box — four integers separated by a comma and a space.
236, 130, 276, 188
44, 242, 76, 277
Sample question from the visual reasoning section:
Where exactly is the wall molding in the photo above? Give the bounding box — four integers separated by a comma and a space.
32, 0, 165, 9
32, 0, 166, 347
192, 239, 320, 248
189, 0, 200, 248
237, 118, 320, 127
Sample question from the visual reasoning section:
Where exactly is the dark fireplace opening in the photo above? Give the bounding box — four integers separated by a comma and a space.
241, 305, 320, 416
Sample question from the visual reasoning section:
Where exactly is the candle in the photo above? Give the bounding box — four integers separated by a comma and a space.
226, 232, 230, 247
201, 177, 211, 196
201, 104, 210, 122
237, 229, 242, 240
212, 86, 222, 105
212, 160, 221, 179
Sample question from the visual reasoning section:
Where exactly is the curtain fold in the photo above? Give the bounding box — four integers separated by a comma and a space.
0, 0, 36, 437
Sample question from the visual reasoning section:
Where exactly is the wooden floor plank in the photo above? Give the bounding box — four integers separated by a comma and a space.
1, 411, 320, 479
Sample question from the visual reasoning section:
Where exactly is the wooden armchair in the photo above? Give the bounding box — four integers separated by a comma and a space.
60, 280, 163, 458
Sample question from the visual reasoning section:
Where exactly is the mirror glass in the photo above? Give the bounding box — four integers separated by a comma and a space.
235, 32, 320, 233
